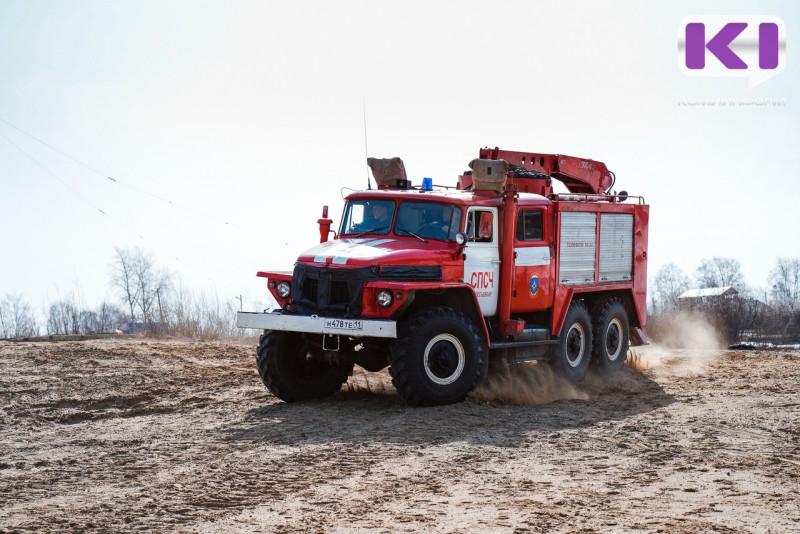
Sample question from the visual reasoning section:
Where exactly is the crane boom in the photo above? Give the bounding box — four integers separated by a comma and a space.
478, 147, 614, 195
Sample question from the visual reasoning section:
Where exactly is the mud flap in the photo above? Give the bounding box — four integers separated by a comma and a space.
630, 326, 650, 346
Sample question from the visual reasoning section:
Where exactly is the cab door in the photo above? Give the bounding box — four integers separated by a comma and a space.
512, 207, 554, 312
463, 207, 500, 316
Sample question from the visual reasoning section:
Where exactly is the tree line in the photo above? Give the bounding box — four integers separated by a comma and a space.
3, 250, 799, 343
0, 247, 260, 339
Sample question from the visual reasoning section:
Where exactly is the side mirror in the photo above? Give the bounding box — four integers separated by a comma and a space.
455, 232, 467, 246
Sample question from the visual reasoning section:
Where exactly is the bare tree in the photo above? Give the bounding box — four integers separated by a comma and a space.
168, 278, 198, 336
97, 301, 125, 332
652, 263, 690, 312
162, 279, 245, 339
46, 295, 125, 335
695, 257, 746, 291
110, 247, 172, 331
0, 298, 8, 337
132, 251, 157, 323
47, 298, 79, 335
133, 256, 171, 333
770, 257, 800, 311
111, 247, 141, 322
0, 293, 38, 338
104, 249, 257, 340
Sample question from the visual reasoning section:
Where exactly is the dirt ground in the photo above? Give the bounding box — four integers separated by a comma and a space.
1, 339, 798, 533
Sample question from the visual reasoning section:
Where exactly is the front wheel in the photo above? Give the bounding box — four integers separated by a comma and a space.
550, 301, 593, 382
390, 307, 487, 406
256, 330, 353, 402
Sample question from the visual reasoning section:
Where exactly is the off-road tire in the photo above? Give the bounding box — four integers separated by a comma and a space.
389, 307, 487, 406
256, 330, 353, 402
550, 300, 593, 382
592, 299, 629, 374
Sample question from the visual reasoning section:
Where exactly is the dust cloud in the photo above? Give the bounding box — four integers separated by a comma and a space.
629, 310, 725, 375
648, 310, 724, 351
342, 362, 590, 406
471, 362, 589, 405
342, 368, 395, 396
472, 311, 726, 404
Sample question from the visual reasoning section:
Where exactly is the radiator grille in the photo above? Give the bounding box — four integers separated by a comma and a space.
330, 280, 349, 305
302, 278, 318, 303
290, 264, 442, 317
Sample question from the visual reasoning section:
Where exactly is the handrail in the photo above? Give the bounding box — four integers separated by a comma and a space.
548, 193, 646, 204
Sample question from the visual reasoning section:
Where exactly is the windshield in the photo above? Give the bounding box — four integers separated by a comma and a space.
395, 201, 462, 241
340, 200, 395, 236
341, 199, 462, 241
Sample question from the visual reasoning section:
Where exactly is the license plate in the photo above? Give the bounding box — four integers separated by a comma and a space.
324, 318, 364, 331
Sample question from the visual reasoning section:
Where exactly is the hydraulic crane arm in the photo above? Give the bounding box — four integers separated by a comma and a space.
479, 147, 614, 195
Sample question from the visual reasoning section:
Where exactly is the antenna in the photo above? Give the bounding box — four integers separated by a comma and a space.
363, 97, 371, 190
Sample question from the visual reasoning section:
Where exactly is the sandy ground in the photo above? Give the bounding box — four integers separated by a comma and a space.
0, 339, 798, 533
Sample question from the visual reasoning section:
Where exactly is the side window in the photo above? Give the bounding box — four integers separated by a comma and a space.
466, 210, 494, 243
344, 204, 365, 233
478, 212, 493, 241
516, 209, 543, 241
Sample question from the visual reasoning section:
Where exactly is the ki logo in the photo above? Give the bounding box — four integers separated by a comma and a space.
678, 16, 786, 88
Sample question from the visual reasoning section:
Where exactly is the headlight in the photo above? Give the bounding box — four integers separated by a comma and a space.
276, 281, 291, 299
376, 289, 393, 308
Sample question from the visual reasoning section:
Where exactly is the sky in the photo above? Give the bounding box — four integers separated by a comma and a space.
1, 0, 798, 316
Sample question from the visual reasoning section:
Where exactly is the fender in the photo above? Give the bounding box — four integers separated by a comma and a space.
550, 286, 575, 337
257, 271, 292, 307
363, 281, 490, 345
551, 286, 643, 337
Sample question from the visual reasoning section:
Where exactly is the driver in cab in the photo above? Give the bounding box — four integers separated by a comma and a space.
371, 203, 390, 226
419, 204, 450, 240
353, 202, 393, 235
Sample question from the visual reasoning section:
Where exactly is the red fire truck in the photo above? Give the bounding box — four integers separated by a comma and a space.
238, 147, 649, 406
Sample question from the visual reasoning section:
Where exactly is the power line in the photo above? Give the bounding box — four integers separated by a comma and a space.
0, 129, 220, 285
0, 117, 111, 179
0, 117, 298, 248
0, 129, 126, 229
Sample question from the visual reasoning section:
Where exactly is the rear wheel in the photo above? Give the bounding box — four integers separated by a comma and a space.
550, 301, 592, 382
256, 330, 353, 402
390, 307, 487, 406
593, 299, 630, 373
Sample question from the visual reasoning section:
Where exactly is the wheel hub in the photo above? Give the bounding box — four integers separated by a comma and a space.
605, 318, 623, 361
423, 334, 465, 385
566, 324, 585, 367
290, 344, 328, 377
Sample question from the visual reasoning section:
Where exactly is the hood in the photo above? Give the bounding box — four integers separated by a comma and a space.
297, 237, 455, 267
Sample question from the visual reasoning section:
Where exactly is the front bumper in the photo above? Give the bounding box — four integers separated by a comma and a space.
236, 311, 397, 338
